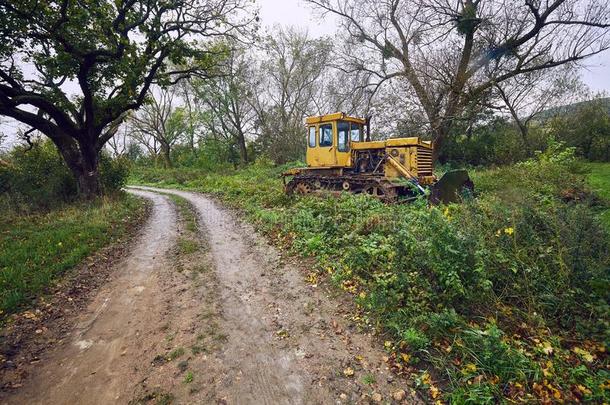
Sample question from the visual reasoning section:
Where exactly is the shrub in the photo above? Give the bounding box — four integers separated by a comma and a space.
131, 152, 609, 403
546, 98, 610, 162
0, 141, 76, 211
401, 328, 430, 352
99, 153, 130, 193
0, 140, 131, 213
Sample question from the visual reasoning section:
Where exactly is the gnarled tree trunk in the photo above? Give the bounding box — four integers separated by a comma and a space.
52, 134, 102, 199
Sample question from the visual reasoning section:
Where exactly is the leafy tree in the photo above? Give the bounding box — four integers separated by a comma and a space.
189, 46, 256, 164
0, 0, 254, 197
129, 87, 186, 168
307, 0, 610, 160
547, 97, 610, 161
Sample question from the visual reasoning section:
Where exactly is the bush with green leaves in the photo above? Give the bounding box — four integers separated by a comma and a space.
0, 141, 76, 211
546, 98, 610, 162
130, 142, 609, 403
99, 154, 130, 193
440, 98, 610, 166
0, 140, 129, 212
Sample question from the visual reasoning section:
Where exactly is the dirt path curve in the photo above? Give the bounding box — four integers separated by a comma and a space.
131, 186, 420, 405
4, 187, 419, 405
2, 190, 180, 405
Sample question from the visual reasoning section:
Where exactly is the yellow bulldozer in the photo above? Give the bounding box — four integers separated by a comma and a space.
282, 112, 473, 204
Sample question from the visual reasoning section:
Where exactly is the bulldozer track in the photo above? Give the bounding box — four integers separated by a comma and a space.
285, 174, 408, 203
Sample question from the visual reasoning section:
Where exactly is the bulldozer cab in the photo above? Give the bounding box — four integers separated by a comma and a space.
305, 113, 366, 168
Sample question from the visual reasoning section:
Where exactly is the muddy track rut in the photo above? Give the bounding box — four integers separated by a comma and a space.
2, 187, 420, 405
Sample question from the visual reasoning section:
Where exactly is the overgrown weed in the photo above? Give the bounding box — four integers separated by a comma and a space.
130, 149, 609, 403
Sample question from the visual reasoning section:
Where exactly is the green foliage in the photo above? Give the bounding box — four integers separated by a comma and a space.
99, 154, 130, 193
460, 323, 538, 381
586, 162, 610, 230
0, 193, 146, 316
441, 98, 610, 166
130, 149, 609, 403
0, 0, 240, 112
0, 140, 129, 213
170, 138, 241, 171
0, 141, 76, 211
0, 0, 252, 198
183, 371, 194, 384
168, 347, 185, 360
401, 328, 430, 352
440, 117, 531, 166
546, 99, 610, 162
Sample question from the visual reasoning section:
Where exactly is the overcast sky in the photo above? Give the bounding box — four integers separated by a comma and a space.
1, 0, 609, 147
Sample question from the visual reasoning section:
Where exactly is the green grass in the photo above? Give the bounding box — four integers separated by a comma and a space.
129, 158, 609, 404
0, 193, 146, 316
177, 238, 199, 255
585, 162, 610, 230
361, 373, 376, 385
168, 347, 185, 360
183, 371, 194, 384
167, 194, 198, 232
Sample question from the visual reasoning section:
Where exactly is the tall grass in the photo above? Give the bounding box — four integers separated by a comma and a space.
130, 151, 609, 403
0, 194, 147, 315
585, 162, 610, 230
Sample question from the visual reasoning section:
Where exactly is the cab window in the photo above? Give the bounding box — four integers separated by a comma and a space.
350, 123, 362, 142
308, 126, 316, 147
338, 121, 349, 152
319, 124, 333, 147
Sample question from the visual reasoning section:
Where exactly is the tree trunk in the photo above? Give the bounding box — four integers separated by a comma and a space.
517, 122, 530, 149
52, 135, 102, 199
431, 123, 450, 163
161, 144, 172, 168
236, 129, 248, 164
75, 166, 101, 198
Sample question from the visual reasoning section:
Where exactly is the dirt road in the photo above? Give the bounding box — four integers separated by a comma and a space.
2, 187, 419, 404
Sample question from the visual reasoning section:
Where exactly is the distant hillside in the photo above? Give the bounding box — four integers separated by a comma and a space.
536, 97, 610, 120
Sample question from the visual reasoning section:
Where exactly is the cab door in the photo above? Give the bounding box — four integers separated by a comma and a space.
335, 121, 351, 167
315, 122, 337, 166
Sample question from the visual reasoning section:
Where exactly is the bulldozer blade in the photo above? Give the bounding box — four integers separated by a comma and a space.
429, 170, 474, 205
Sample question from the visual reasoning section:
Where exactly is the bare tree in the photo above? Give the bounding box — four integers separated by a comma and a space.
190, 47, 257, 164
313, 67, 376, 119
306, 0, 610, 160
250, 27, 333, 163
0, 122, 6, 151
129, 88, 186, 168
178, 80, 200, 153
130, 131, 162, 163
107, 124, 131, 158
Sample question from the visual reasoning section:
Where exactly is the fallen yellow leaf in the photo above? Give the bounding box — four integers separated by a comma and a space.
541, 342, 553, 355
462, 363, 477, 374
343, 367, 354, 377
421, 371, 431, 386
573, 347, 595, 362
430, 385, 440, 399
